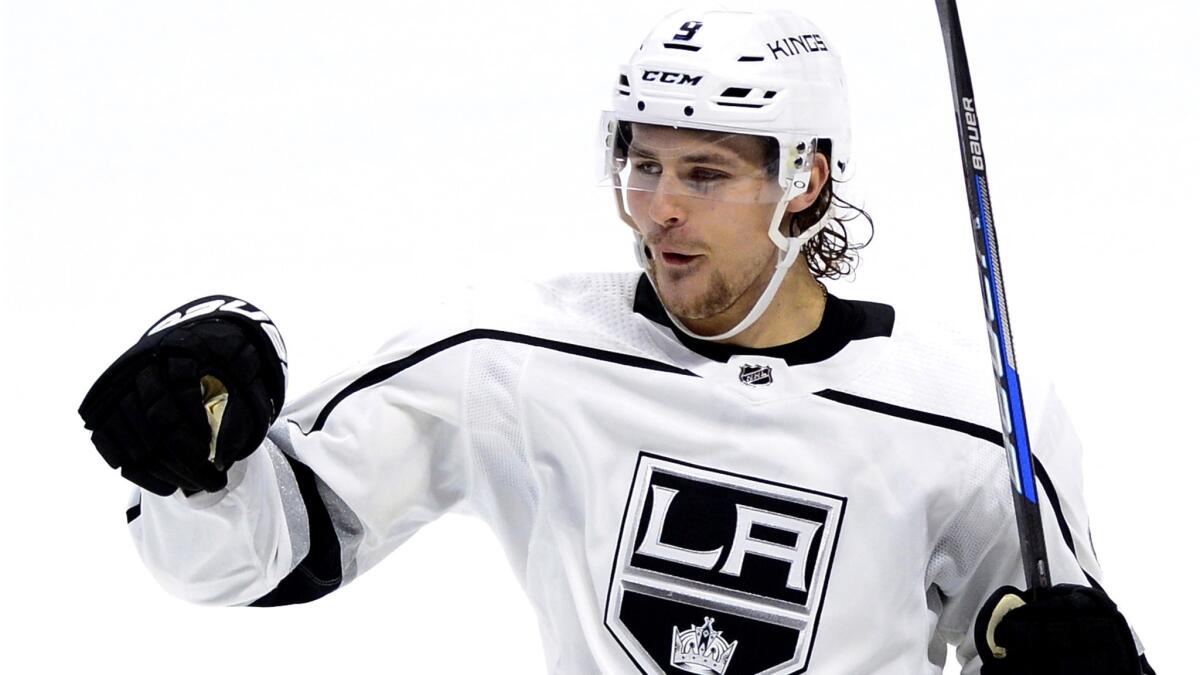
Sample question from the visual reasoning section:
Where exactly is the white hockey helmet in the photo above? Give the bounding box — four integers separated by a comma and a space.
600, 9, 852, 341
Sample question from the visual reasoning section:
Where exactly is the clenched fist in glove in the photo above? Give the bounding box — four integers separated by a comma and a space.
975, 583, 1148, 675
79, 296, 287, 496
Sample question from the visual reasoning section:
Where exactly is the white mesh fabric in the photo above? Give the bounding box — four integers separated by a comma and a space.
562, 272, 649, 349
925, 440, 1019, 658
926, 445, 1012, 595
843, 305, 1001, 431
536, 273, 646, 348
463, 339, 541, 579
479, 273, 665, 360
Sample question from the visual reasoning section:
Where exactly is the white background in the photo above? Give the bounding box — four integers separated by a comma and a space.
2, 1, 1194, 672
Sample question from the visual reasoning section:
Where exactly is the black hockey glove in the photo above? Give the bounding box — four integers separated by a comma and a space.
79, 296, 287, 496
975, 584, 1142, 675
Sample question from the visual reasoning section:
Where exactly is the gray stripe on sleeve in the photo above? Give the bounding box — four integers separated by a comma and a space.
266, 423, 364, 582
263, 428, 310, 567
317, 480, 364, 582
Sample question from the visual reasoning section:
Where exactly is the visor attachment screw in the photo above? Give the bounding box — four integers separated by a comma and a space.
684, 105, 694, 117
637, 101, 646, 111
794, 142, 808, 169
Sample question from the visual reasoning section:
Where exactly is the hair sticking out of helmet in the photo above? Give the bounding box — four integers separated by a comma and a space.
600, 8, 866, 342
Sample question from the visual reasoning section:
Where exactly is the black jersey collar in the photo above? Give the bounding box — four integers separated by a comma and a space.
633, 273, 894, 366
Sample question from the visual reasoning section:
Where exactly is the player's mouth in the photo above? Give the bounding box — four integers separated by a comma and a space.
659, 250, 702, 266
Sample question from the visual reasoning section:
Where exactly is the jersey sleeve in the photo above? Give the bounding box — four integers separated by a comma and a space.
926, 383, 1137, 674
126, 317, 521, 607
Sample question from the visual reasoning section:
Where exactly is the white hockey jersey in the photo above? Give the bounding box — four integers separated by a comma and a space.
126, 272, 1129, 674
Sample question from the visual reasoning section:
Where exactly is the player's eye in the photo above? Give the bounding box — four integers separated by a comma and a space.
633, 161, 662, 176
688, 167, 729, 183
684, 167, 731, 193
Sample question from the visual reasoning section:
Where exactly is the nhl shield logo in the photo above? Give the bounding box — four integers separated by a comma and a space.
738, 364, 773, 387
605, 453, 847, 675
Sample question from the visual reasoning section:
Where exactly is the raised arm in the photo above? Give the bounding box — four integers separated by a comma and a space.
81, 296, 478, 606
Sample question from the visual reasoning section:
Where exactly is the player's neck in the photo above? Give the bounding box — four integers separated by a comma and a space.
683, 264, 827, 349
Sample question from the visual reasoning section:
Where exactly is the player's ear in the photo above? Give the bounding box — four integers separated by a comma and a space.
785, 153, 830, 214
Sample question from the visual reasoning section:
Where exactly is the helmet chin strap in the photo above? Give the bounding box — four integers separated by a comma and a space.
637, 195, 817, 343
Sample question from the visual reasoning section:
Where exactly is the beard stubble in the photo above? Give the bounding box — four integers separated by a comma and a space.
648, 249, 774, 321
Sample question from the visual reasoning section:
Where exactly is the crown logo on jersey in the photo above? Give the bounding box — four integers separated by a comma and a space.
739, 363, 773, 387
670, 617, 738, 674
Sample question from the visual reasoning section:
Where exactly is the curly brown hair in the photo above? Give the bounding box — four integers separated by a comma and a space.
776, 140, 875, 281
787, 180, 875, 280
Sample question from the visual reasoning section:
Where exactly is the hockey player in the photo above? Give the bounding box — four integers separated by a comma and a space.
79, 9, 1152, 675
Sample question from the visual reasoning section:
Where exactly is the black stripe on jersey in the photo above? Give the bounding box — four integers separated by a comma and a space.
306, 329, 698, 434
126, 501, 141, 523
1034, 457, 1153, 669
1032, 455, 1103, 590
816, 390, 1116, 596
250, 453, 343, 607
813, 390, 1003, 445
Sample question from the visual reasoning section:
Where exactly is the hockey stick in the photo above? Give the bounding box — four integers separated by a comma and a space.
933, 0, 1051, 592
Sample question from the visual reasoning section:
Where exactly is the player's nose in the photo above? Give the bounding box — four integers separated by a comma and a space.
648, 184, 687, 229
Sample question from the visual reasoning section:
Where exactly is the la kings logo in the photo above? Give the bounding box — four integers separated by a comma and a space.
606, 453, 846, 675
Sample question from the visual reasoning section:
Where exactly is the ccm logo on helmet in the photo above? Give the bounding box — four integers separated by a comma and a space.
767, 33, 829, 59
641, 70, 703, 86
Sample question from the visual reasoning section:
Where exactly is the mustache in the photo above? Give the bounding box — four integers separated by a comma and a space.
643, 233, 707, 253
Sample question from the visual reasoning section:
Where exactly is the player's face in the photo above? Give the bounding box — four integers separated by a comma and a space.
623, 124, 783, 322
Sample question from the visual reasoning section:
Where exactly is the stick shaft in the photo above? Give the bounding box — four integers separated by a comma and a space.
934, 0, 1051, 591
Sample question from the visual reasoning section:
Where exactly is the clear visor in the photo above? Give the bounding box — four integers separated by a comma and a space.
598, 112, 814, 205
